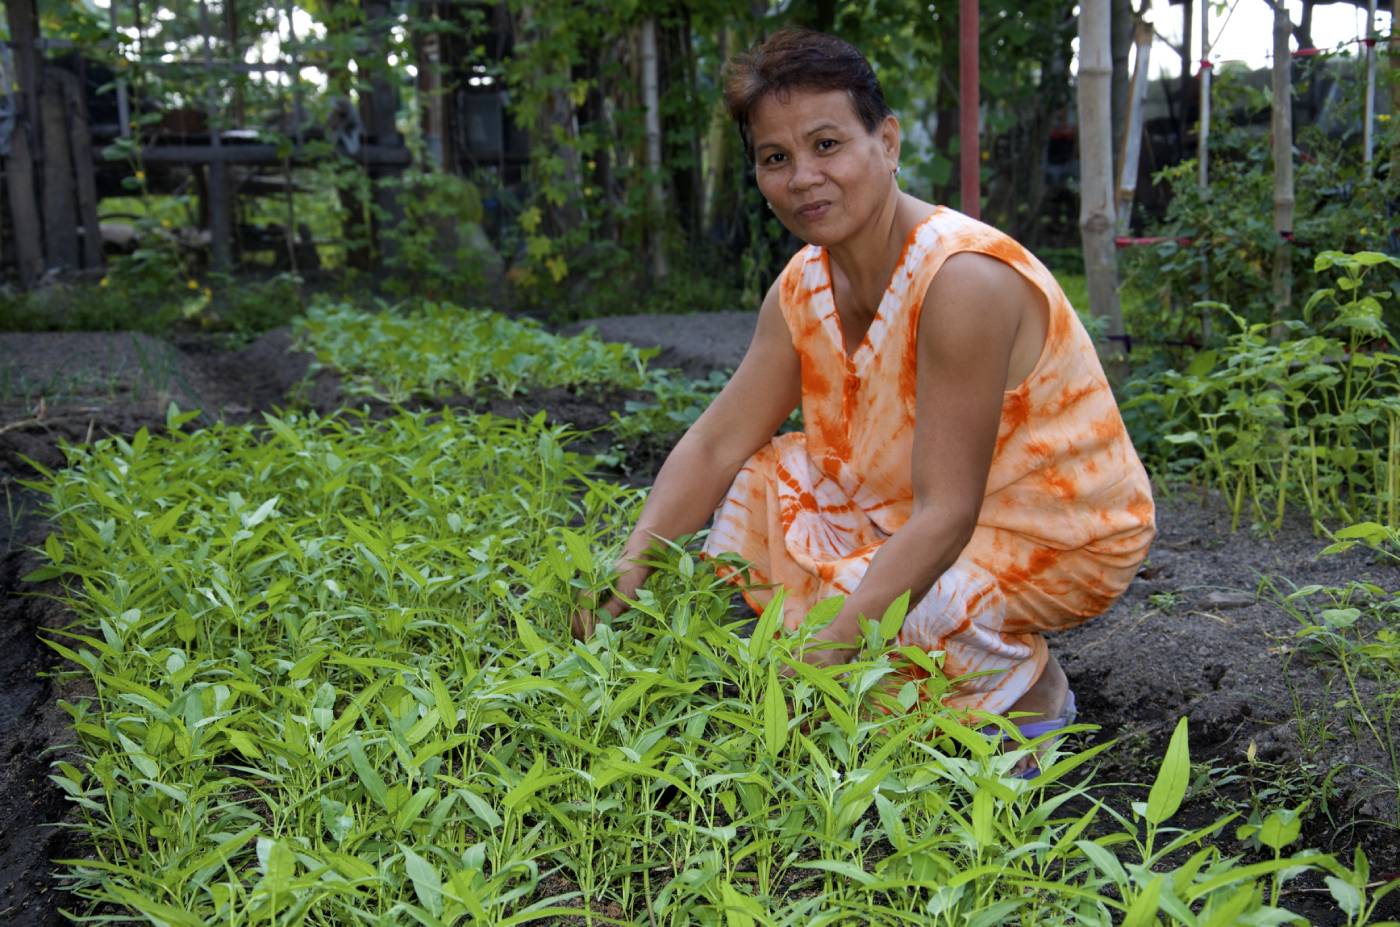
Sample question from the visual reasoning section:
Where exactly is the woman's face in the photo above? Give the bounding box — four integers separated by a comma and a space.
748, 88, 899, 246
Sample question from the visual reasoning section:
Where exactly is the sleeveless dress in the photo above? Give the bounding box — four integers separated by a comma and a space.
700, 207, 1156, 715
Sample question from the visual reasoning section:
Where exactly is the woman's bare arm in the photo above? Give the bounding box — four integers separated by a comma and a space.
578, 279, 802, 634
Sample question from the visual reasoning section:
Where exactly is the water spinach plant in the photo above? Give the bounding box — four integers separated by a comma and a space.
293, 300, 657, 403
26, 403, 1396, 924
1124, 251, 1400, 533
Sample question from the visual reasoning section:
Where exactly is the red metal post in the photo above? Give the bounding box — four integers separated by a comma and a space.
959, 0, 980, 218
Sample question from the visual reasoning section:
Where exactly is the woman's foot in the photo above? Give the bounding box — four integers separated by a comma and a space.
1005, 652, 1071, 777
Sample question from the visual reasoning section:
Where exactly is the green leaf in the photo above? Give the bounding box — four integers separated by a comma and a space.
1258, 805, 1303, 851
558, 527, 594, 572
346, 734, 391, 811
43, 533, 64, 566
763, 664, 787, 761
165, 402, 201, 432
750, 586, 786, 661
794, 858, 876, 886
1325, 876, 1362, 918
260, 837, 295, 895
1122, 874, 1164, 927
878, 590, 911, 644
401, 844, 444, 917
226, 729, 265, 762
1075, 839, 1129, 885
1145, 716, 1190, 825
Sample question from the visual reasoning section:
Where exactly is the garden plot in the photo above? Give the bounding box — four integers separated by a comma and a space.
0, 302, 1395, 924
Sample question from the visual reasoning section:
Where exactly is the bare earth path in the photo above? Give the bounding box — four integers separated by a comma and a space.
0, 319, 1396, 923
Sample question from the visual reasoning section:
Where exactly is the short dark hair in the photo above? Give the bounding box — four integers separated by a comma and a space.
723, 28, 893, 162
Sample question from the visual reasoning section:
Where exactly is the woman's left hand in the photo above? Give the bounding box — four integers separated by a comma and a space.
793, 625, 859, 670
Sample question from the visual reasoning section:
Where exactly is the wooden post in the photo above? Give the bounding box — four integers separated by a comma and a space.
57, 70, 103, 270
959, 0, 980, 218
1362, 0, 1377, 166
3, 120, 45, 285
641, 16, 668, 280
198, 0, 233, 271
2, 0, 44, 283
1115, 18, 1153, 235
1269, 0, 1295, 333
1077, 0, 1126, 368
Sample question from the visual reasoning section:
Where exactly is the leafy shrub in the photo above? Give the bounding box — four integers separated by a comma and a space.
1123, 251, 1400, 532
379, 170, 499, 302
1123, 64, 1398, 346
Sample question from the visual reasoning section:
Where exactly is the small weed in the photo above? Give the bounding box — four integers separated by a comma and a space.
1148, 590, 1185, 610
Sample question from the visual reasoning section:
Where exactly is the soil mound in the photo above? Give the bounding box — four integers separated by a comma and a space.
565, 311, 755, 377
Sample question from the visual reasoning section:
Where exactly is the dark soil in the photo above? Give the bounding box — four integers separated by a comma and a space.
2, 323, 1397, 924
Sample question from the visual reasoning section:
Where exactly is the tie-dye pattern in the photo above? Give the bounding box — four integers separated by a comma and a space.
701, 208, 1156, 714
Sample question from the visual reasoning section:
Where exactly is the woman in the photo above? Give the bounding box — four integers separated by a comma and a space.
576, 28, 1155, 769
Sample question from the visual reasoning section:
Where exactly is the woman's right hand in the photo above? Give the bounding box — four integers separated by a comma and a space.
570, 593, 624, 641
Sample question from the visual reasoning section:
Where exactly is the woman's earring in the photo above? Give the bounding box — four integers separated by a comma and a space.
892, 165, 901, 176
766, 201, 774, 211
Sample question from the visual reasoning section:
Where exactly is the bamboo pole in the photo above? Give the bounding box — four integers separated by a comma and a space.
198, 0, 233, 271
107, 0, 130, 137
1269, 0, 1295, 334
641, 16, 668, 280
1363, 0, 1377, 166
1197, 0, 1211, 191
959, 0, 980, 218
1115, 18, 1153, 235
1198, 0, 1212, 340
1077, 0, 1126, 370
285, 0, 304, 145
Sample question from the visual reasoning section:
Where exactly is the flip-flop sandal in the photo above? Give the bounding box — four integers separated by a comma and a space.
1008, 688, 1077, 780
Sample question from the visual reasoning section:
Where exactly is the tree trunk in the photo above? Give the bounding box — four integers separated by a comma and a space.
6, 0, 41, 155
1269, 0, 1295, 335
39, 76, 79, 272
415, 1, 446, 168
1077, 0, 1126, 370
641, 16, 668, 280
958, 0, 980, 218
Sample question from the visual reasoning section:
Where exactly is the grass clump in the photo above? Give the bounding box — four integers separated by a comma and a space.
26, 406, 1398, 924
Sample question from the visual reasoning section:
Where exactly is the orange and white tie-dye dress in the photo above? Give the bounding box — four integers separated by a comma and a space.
701, 207, 1156, 715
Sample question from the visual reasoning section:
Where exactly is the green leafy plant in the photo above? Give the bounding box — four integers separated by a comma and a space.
24, 393, 1397, 924
1123, 251, 1400, 532
293, 299, 656, 402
